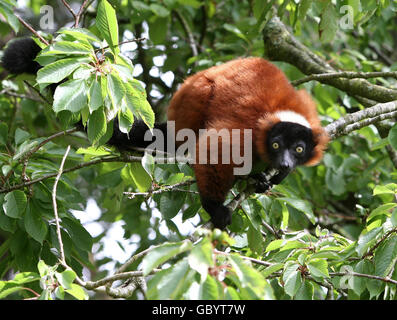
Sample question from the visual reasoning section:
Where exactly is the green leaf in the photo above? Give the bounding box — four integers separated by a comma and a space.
142, 240, 192, 276
298, 0, 312, 20
188, 237, 214, 281
124, 80, 155, 129
367, 203, 397, 221
37, 57, 91, 85
14, 128, 30, 145
0, 0, 19, 33
294, 280, 314, 300
353, 260, 371, 296
373, 184, 397, 196
147, 258, 192, 299
150, 3, 170, 17
278, 197, 315, 224
3, 191, 27, 219
262, 263, 284, 278
65, 284, 88, 300
307, 259, 329, 279
141, 153, 155, 177
53, 79, 88, 113
107, 72, 125, 108
96, 0, 119, 55
55, 270, 76, 290
127, 162, 152, 192
356, 227, 382, 256
199, 275, 219, 300
87, 107, 107, 144
88, 80, 103, 112
58, 27, 101, 43
118, 108, 134, 134
388, 124, 397, 150
265, 239, 284, 252
374, 235, 397, 277
159, 191, 186, 220
62, 218, 93, 252
228, 254, 267, 298
0, 286, 24, 299
319, 2, 338, 42
0, 122, 8, 145
282, 262, 302, 298
24, 202, 47, 244
41, 41, 93, 56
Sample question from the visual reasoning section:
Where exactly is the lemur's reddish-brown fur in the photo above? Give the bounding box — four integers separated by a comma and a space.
167, 57, 329, 203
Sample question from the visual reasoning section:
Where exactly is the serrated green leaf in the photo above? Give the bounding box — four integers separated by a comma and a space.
53, 79, 88, 113
96, 0, 119, 55
41, 41, 93, 56
124, 80, 154, 129
58, 27, 101, 43
87, 107, 107, 144
282, 262, 302, 298
199, 275, 219, 300
374, 235, 397, 277
107, 72, 125, 108
37, 57, 90, 84
88, 80, 103, 112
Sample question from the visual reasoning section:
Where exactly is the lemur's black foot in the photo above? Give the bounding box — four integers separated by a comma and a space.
201, 197, 232, 229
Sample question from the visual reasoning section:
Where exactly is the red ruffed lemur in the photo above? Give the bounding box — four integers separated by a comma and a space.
2, 38, 329, 229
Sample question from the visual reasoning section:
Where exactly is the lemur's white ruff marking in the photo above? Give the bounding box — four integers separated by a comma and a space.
275, 110, 311, 129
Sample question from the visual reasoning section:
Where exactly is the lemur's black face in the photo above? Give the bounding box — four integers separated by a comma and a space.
266, 122, 316, 173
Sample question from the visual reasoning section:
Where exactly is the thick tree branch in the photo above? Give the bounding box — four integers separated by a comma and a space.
291, 71, 397, 87
263, 17, 397, 103
325, 100, 397, 139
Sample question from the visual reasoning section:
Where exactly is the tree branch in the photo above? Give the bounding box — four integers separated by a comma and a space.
263, 16, 397, 103
52, 145, 71, 265
291, 71, 397, 87
325, 100, 397, 139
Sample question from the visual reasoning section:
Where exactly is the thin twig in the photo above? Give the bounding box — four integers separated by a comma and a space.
74, 0, 90, 27
173, 10, 199, 57
52, 145, 71, 265
124, 180, 195, 199
330, 271, 397, 286
15, 15, 49, 46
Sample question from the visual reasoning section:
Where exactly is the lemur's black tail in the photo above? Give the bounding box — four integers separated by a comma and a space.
1, 37, 166, 151
2, 38, 41, 75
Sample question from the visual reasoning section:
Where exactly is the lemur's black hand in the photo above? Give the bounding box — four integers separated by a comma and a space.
252, 172, 273, 193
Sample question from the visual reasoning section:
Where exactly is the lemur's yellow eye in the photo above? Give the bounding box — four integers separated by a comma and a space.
296, 146, 304, 153
272, 142, 279, 149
